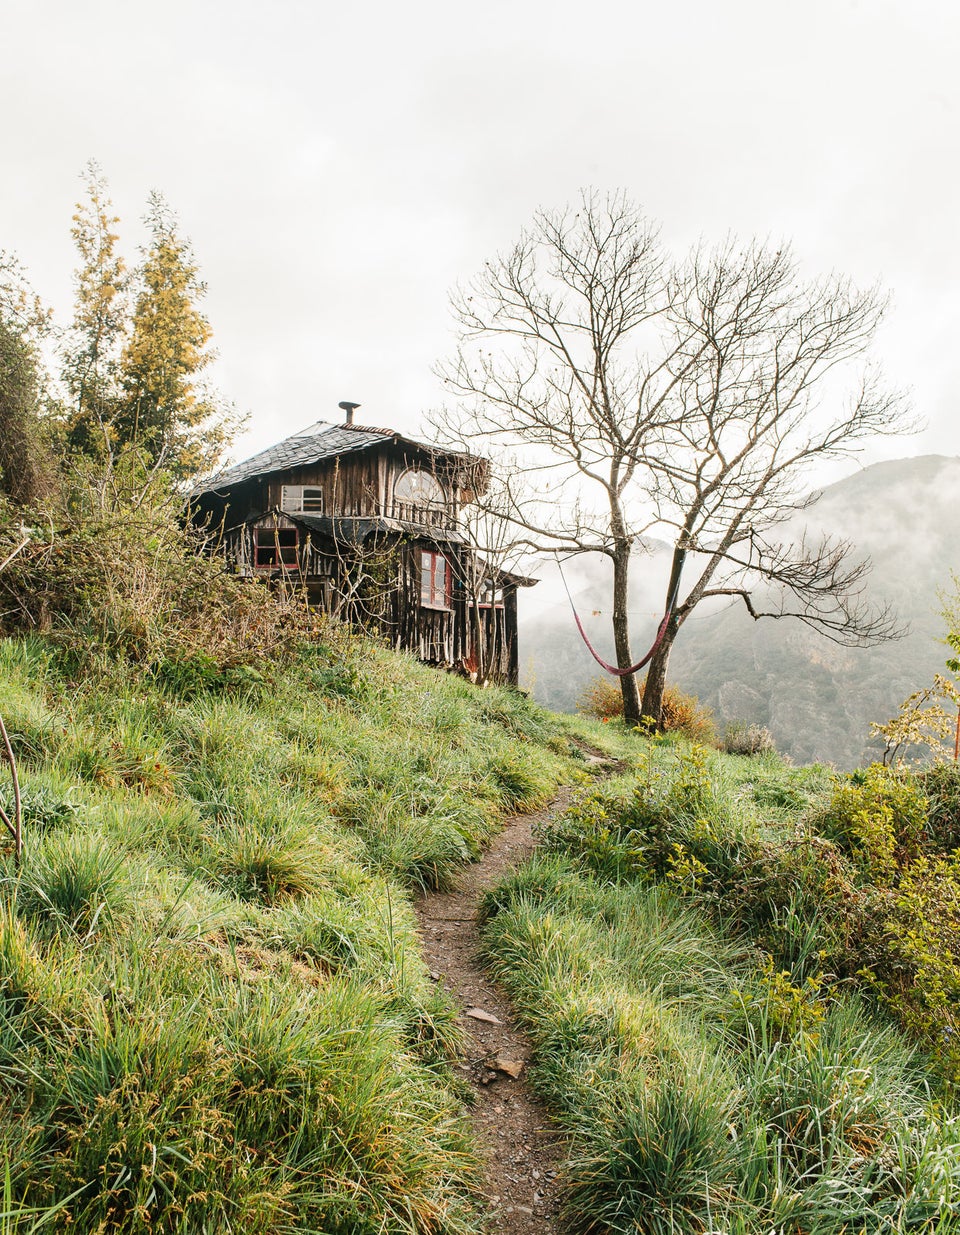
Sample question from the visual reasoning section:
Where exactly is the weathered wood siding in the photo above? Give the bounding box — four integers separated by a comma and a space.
196, 440, 522, 684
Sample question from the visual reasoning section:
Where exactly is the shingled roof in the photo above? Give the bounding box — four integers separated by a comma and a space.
194, 421, 473, 496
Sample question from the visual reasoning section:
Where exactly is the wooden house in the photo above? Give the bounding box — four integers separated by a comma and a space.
190, 409, 534, 684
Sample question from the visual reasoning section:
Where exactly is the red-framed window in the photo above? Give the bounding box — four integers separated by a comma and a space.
254, 526, 299, 569
420, 551, 450, 609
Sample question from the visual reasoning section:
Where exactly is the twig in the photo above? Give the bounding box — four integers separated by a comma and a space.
0, 535, 30, 574
0, 715, 22, 867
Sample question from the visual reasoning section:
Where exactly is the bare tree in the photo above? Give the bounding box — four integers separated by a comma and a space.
433, 192, 910, 726
431, 191, 681, 722
638, 240, 908, 723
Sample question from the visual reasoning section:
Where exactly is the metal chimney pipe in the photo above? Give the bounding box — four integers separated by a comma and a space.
338, 401, 360, 426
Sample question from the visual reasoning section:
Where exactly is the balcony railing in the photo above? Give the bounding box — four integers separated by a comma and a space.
385, 500, 451, 528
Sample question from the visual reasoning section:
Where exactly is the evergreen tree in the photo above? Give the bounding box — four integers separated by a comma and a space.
63, 171, 240, 481
0, 254, 55, 505
62, 161, 128, 461
115, 193, 239, 479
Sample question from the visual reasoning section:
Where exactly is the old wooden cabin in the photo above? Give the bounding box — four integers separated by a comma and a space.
190, 407, 534, 684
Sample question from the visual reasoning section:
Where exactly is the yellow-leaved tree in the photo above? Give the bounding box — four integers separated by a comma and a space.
63, 169, 241, 482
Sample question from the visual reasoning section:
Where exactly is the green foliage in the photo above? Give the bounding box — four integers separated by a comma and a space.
481, 854, 960, 1233
817, 762, 929, 880
0, 321, 55, 508
883, 853, 960, 1081
543, 744, 738, 883
61, 161, 128, 464
113, 193, 241, 478
0, 253, 56, 512
918, 761, 960, 850
61, 169, 240, 479
0, 453, 314, 674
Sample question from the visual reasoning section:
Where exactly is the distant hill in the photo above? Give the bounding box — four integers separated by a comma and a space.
522, 455, 960, 768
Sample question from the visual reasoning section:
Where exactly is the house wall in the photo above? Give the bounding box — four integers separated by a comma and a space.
196, 444, 522, 685
259, 446, 462, 524
264, 452, 385, 518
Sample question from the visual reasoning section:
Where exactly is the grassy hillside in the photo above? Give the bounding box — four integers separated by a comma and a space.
0, 625, 606, 1233
480, 735, 960, 1233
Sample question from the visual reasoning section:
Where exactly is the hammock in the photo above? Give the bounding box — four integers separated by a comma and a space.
557, 552, 685, 678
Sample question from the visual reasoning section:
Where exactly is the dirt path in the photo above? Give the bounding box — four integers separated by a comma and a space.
415, 789, 577, 1235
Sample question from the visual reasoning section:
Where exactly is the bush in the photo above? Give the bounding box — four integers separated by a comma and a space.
883, 852, 960, 1081
918, 760, 960, 851
723, 721, 776, 757
816, 763, 928, 882
577, 676, 717, 744
576, 677, 624, 722
0, 453, 316, 674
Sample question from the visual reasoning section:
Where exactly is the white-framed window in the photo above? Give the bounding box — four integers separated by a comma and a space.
420, 550, 451, 609
281, 484, 323, 513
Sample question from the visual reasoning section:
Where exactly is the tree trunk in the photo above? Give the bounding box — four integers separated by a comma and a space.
640, 620, 678, 729
612, 548, 641, 725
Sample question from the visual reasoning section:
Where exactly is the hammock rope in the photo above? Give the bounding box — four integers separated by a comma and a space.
556, 551, 685, 678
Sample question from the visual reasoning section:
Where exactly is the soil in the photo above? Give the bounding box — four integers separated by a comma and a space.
415, 769, 614, 1235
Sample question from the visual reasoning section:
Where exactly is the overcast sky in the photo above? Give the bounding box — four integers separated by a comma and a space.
4, 0, 958, 470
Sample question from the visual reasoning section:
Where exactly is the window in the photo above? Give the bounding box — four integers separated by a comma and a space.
254, 526, 299, 568
420, 551, 450, 609
281, 485, 323, 513
394, 469, 446, 516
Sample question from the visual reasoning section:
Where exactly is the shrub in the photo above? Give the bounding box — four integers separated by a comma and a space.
918, 760, 960, 851
816, 763, 928, 882
723, 721, 776, 757
883, 852, 960, 1081
578, 676, 718, 744
576, 677, 624, 722
0, 453, 315, 674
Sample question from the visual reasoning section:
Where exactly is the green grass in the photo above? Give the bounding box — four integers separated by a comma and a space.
480, 741, 960, 1234
0, 629, 621, 1232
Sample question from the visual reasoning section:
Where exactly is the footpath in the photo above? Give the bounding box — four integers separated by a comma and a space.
415, 790, 575, 1235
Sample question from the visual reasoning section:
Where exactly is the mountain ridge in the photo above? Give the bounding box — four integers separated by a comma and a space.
524, 454, 960, 767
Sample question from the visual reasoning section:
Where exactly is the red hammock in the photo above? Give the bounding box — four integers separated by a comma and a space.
557, 554, 684, 678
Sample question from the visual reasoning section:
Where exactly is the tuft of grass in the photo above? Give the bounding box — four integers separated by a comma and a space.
12, 833, 130, 939
203, 818, 332, 905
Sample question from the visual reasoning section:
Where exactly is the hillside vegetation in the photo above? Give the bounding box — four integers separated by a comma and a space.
3, 454, 960, 1233
0, 620, 596, 1233
481, 736, 960, 1233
